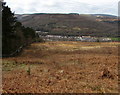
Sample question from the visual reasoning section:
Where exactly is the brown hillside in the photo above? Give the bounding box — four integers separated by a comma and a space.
16, 14, 118, 37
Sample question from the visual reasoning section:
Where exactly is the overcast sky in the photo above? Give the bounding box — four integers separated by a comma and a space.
4, 0, 119, 15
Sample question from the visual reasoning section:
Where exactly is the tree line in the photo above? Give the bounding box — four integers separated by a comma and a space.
2, 2, 38, 57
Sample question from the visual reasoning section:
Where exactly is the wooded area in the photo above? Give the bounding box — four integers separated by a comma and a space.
2, 2, 38, 57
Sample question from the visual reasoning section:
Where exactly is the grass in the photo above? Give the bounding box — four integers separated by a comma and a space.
2, 60, 27, 71
111, 37, 120, 41
2, 41, 119, 93
27, 65, 31, 75
2, 60, 17, 71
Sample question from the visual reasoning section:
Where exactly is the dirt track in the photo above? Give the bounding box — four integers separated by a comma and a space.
2, 41, 119, 93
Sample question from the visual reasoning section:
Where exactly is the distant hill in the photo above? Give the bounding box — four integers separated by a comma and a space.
91, 14, 117, 18
15, 13, 118, 37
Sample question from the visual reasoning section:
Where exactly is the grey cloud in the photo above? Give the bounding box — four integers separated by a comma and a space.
5, 0, 118, 15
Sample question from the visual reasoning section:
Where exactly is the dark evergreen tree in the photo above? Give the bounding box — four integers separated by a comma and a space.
2, 2, 37, 57
2, 2, 17, 55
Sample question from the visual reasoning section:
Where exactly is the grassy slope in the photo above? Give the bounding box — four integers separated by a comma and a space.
2, 41, 119, 93
111, 37, 120, 41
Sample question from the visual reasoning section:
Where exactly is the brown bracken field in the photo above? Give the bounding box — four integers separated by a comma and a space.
2, 41, 120, 93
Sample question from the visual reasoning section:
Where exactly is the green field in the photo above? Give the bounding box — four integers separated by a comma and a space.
111, 37, 120, 41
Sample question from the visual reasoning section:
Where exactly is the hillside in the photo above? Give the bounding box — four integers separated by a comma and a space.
3, 42, 119, 93
15, 13, 118, 37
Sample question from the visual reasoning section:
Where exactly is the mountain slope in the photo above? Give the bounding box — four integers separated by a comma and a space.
15, 13, 118, 37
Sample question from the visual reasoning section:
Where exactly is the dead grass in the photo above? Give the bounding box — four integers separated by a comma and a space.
2, 41, 119, 93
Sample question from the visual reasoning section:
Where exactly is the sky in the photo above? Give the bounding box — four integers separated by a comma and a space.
4, 0, 119, 15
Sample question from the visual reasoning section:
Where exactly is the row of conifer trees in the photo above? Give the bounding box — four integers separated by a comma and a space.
2, 2, 38, 57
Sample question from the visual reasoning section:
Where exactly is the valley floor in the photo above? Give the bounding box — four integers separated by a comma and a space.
2, 41, 120, 93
